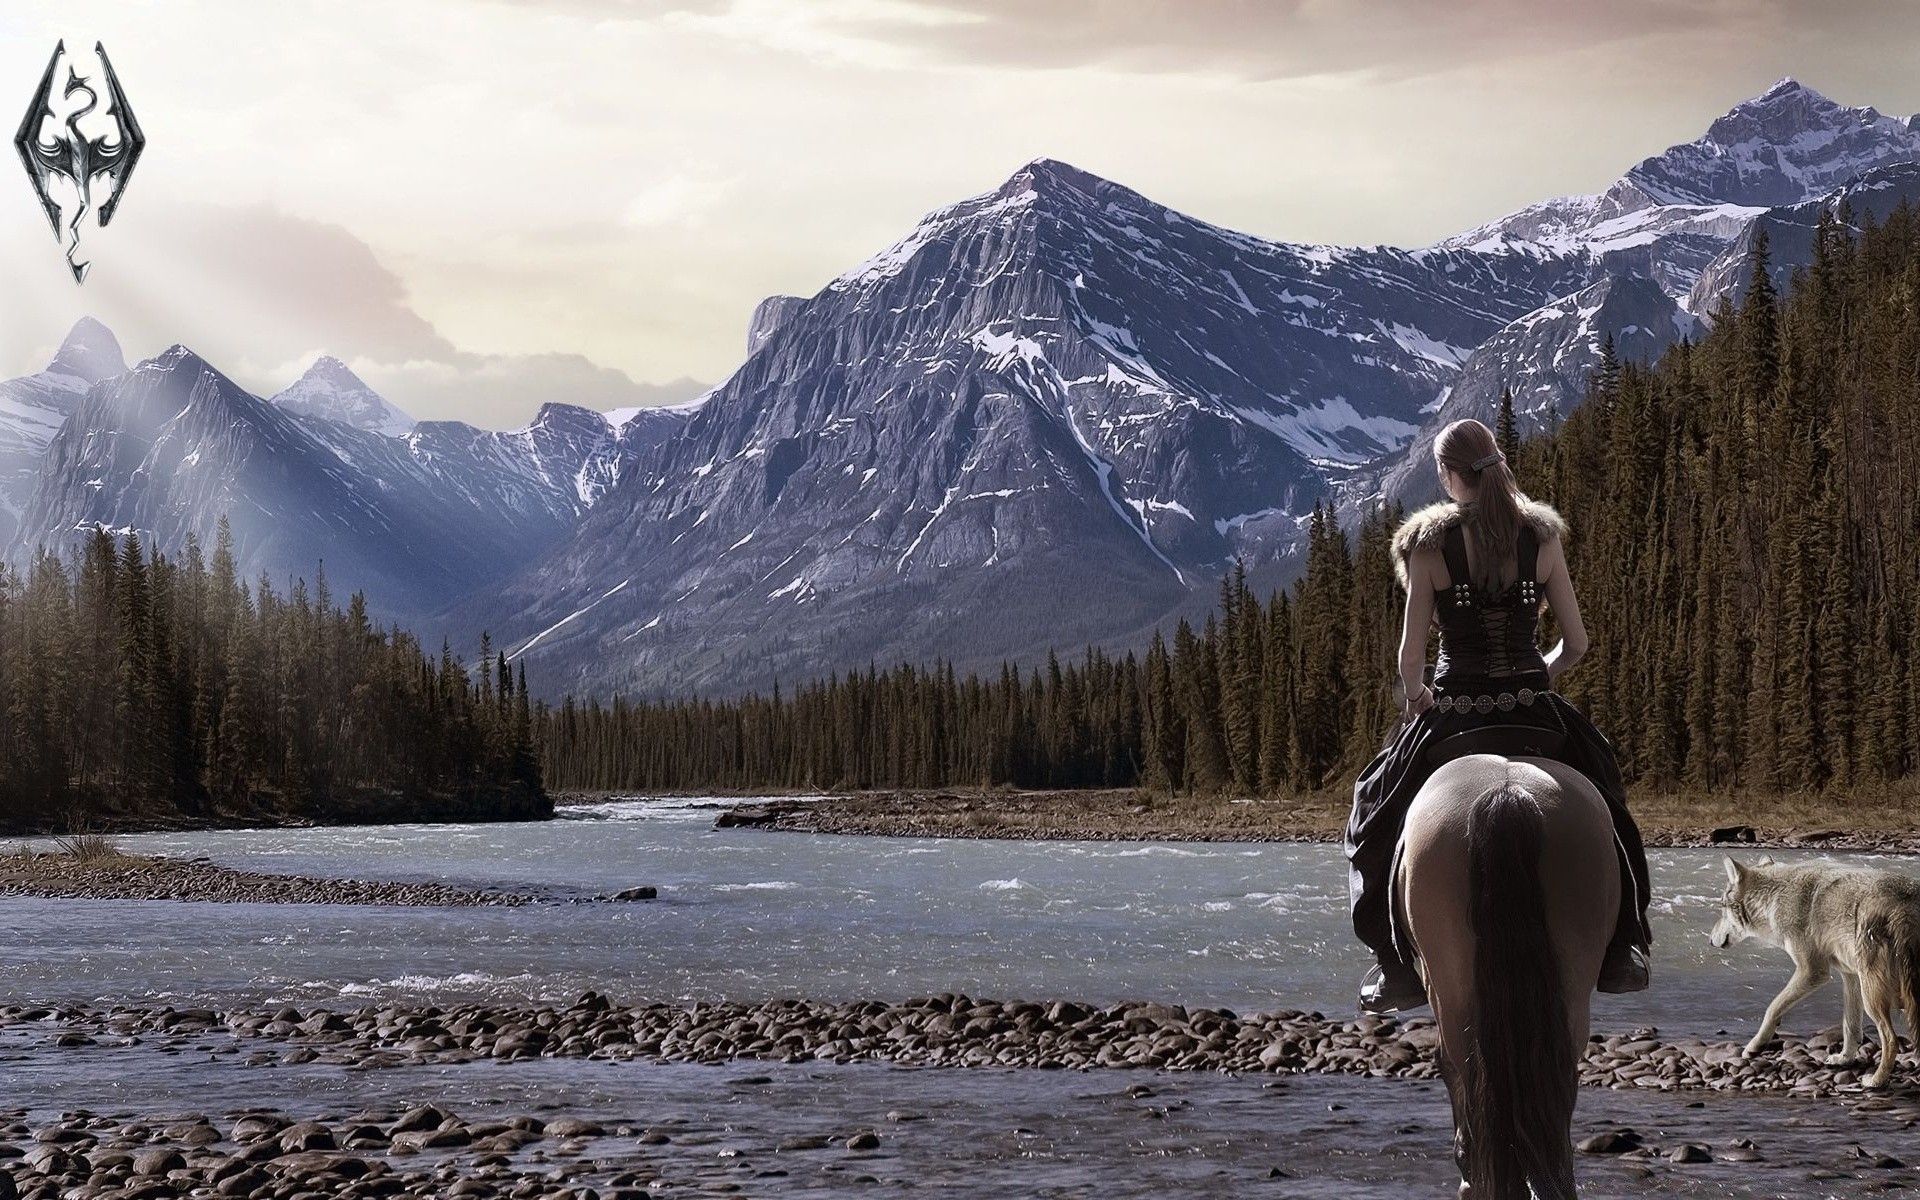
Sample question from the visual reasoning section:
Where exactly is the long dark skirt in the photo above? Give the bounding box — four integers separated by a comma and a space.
1344, 682, 1652, 967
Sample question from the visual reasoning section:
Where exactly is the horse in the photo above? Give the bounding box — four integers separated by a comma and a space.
1396, 750, 1620, 1199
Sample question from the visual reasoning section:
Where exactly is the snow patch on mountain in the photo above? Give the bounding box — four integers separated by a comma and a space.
271, 356, 415, 436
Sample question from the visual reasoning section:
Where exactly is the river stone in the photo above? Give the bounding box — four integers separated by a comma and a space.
131, 1146, 185, 1176
278, 1122, 336, 1153
776, 1135, 832, 1151
229, 1115, 287, 1143
214, 1168, 267, 1196
1578, 1131, 1642, 1154
162, 1120, 220, 1146
279, 1150, 370, 1177
391, 1127, 470, 1151
388, 1105, 449, 1135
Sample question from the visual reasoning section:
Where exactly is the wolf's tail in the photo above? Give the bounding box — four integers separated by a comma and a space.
1459, 784, 1578, 1200
1865, 894, 1920, 1044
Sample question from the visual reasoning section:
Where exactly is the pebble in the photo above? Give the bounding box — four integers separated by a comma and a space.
4, 995, 1916, 1099
707, 792, 1920, 854
0, 854, 538, 906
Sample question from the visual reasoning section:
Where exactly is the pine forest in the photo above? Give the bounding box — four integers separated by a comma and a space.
0, 521, 544, 832
534, 208, 1920, 802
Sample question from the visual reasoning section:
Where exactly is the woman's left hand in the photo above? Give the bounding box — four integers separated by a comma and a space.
1402, 682, 1433, 720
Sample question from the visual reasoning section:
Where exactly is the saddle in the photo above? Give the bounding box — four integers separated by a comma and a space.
1423, 722, 1567, 769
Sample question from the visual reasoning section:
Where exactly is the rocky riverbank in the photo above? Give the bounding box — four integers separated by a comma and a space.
7, 994, 1917, 1100
7, 1070, 1912, 1200
0, 1103, 672, 1200
706, 790, 1920, 853
0, 783, 553, 840
0, 852, 657, 906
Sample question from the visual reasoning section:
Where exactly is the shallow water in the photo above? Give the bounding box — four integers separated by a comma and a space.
8, 802, 1920, 1198
4, 1038, 1915, 1199
2, 797, 1901, 1043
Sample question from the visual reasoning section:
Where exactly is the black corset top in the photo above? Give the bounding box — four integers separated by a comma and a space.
1431, 520, 1549, 688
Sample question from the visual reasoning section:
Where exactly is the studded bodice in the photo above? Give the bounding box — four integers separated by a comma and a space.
1431, 521, 1549, 689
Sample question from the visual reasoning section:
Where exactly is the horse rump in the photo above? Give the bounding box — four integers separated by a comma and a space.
1458, 783, 1578, 1200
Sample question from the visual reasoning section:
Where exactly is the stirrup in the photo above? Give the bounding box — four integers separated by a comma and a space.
1597, 943, 1651, 994
1358, 962, 1429, 1014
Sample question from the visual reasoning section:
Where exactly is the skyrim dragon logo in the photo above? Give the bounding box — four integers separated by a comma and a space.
15, 41, 145, 284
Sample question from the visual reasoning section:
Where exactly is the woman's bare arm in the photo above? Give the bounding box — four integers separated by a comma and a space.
1537, 533, 1589, 685
1398, 547, 1439, 712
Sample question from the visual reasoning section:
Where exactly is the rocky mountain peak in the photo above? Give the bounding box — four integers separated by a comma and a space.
47, 317, 127, 382
998, 156, 1104, 202
272, 355, 415, 436
525, 402, 609, 437
1621, 79, 1920, 209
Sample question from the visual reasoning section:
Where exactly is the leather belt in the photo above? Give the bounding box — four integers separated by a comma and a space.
1432, 686, 1548, 714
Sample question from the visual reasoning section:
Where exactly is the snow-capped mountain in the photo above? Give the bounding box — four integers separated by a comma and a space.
1440, 79, 1920, 280
1626, 77, 1920, 209
15, 80, 1915, 699
1373, 273, 1699, 509
9, 344, 696, 621
1689, 160, 1920, 311
0, 318, 126, 544
444, 156, 1596, 696
1356, 78, 1920, 515
270, 356, 414, 435
454, 80, 1920, 698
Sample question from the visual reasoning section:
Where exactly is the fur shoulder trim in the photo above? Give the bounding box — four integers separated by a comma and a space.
1390, 496, 1569, 590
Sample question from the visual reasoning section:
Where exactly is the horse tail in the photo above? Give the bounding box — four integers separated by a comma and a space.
1459, 783, 1578, 1200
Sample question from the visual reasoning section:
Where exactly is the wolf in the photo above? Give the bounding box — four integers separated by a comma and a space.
1710, 855, 1920, 1088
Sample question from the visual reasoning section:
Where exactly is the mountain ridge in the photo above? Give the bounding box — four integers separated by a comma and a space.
9, 79, 1912, 698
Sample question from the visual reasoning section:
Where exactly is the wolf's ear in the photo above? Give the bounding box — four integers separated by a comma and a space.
1757, 854, 1774, 867
1724, 856, 1744, 884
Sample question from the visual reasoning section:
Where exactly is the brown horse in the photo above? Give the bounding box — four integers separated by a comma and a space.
1397, 752, 1619, 1199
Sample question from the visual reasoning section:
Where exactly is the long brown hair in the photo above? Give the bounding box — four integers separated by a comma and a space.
1434, 418, 1525, 592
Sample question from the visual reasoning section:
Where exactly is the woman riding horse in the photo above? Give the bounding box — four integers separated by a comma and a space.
1345, 416, 1653, 1014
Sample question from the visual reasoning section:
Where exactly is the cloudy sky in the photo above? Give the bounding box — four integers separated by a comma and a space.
2, 0, 1915, 427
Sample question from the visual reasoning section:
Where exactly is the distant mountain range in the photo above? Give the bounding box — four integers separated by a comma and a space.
6, 342, 696, 618
0, 318, 126, 547
6, 79, 1916, 697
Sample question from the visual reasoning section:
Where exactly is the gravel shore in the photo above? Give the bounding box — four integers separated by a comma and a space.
0, 854, 658, 906
709, 790, 1920, 853
7, 994, 1917, 1100
6, 1069, 1913, 1200
6, 996, 1918, 1198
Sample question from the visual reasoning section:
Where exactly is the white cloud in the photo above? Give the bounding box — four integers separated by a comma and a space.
4, 0, 1918, 430
621, 171, 740, 228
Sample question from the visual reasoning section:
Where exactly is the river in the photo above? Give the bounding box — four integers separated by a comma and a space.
0, 796, 1883, 1039
5, 798, 1916, 1198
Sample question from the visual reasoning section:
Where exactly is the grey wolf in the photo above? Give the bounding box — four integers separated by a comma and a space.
1710, 855, 1920, 1089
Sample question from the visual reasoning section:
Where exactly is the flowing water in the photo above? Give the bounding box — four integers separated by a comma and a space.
5, 799, 1915, 1198
0, 796, 1891, 1035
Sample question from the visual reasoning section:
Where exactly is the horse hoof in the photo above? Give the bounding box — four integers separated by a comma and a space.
1826, 1053, 1859, 1067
